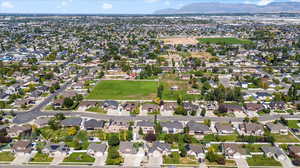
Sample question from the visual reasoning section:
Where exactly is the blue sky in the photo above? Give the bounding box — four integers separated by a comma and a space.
0, 0, 296, 14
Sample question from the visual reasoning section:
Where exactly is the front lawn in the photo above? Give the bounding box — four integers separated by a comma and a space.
198, 37, 253, 45
63, 152, 95, 163
287, 120, 300, 128
247, 155, 281, 166
86, 80, 158, 100
272, 133, 299, 143
30, 153, 53, 162
0, 152, 15, 161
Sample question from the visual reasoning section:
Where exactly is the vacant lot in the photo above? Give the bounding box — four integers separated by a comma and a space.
198, 37, 253, 45
161, 37, 199, 45
86, 80, 158, 100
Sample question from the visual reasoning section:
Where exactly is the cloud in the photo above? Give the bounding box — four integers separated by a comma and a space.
102, 3, 112, 9
144, 0, 160, 3
1, 1, 14, 9
165, 0, 171, 6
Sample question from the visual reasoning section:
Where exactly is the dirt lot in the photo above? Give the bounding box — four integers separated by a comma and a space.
190, 51, 214, 59
161, 37, 199, 45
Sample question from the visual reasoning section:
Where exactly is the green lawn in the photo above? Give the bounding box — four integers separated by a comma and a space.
272, 133, 300, 143
203, 134, 238, 142
30, 153, 53, 163
287, 120, 300, 128
86, 80, 158, 100
247, 155, 281, 166
198, 37, 253, 45
63, 152, 95, 163
0, 152, 15, 161
244, 144, 270, 153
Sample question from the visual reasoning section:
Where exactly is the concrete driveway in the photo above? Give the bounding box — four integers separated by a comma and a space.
124, 149, 145, 167
11, 153, 32, 165
234, 158, 249, 168
147, 154, 162, 167
50, 153, 66, 165
279, 157, 294, 168
93, 152, 107, 166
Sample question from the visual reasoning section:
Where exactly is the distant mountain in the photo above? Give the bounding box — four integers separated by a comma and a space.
154, 2, 300, 14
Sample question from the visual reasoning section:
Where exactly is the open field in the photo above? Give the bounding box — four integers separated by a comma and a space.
161, 36, 199, 45
198, 37, 253, 45
86, 80, 158, 100
190, 51, 214, 59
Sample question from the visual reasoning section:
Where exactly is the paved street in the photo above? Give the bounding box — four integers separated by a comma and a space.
234, 158, 249, 168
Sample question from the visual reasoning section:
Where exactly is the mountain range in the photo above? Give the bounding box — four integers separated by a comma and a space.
154, 2, 300, 14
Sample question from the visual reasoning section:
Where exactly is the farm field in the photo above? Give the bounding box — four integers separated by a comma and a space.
161, 36, 199, 45
86, 80, 158, 100
198, 37, 253, 45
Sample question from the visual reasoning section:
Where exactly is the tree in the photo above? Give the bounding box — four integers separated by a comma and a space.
144, 133, 156, 142
54, 113, 65, 121
67, 127, 77, 136
108, 134, 120, 146
63, 97, 74, 108
201, 108, 206, 117
204, 119, 211, 127
138, 128, 144, 135
157, 84, 164, 99
174, 106, 187, 116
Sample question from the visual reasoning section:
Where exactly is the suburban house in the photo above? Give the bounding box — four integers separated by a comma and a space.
12, 140, 32, 154
141, 103, 160, 113
61, 118, 82, 127
186, 121, 211, 136
42, 143, 70, 157
161, 121, 184, 134
52, 98, 64, 109
219, 104, 244, 114
238, 122, 264, 136
148, 141, 171, 157
33, 117, 51, 128
265, 123, 288, 135
119, 141, 138, 155
102, 100, 119, 112
136, 121, 155, 134
105, 120, 128, 133
222, 143, 250, 159
83, 119, 105, 130
161, 102, 177, 114
215, 123, 235, 134
122, 102, 139, 112
269, 101, 286, 110
186, 144, 206, 162
288, 145, 300, 159
78, 101, 98, 111
7, 125, 32, 138
261, 146, 286, 161
87, 143, 107, 157
183, 102, 199, 113
244, 103, 265, 112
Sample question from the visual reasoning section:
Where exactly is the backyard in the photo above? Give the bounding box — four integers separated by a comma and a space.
86, 80, 158, 100
198, 37, 253, 45
247, 155, 281, 166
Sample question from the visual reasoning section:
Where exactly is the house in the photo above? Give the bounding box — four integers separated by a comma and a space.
222, 143, 250, 159
261, 146, 285, 161
78, 101, 98, 111
161, 121, 183, 134
136, 121, 155, 134
33, 117, 51, 128
42, 143, 70, 157
83, 119, 105, 130
87, 143, 107, 157
183, 102, 199, 113
105, 120, 128, 133
219, 104, 244, 113
186, 121, 211, 135
148, 141, 171, 157
119, 141, 138, 155
215, 123, 234, 134
7, 125, 32, 138
265, 123, 288, 135
102, 100, 119, 111
288, 145, 300, 159
269, 101, 286, 110
141, 104, 160, 113
161, 102, 177, 114
122, 102, 138, 112
0, 125, 7, 136
186, 144, 205, 162
12, 140, 32, 154
238, 122, 264, 136
256, 92, 272, 100
52, 99, 64, 108
244, 103, 264, 112
61, 118, 82, 127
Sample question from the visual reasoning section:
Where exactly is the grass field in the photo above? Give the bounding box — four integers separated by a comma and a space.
30, 153, 53, 163
198, 37, 253, 45
287, 120, 300, 128
86, 80, 158, 100
0, 152, 15, 161
247, 155, 281, 166
272, 133, 300, 143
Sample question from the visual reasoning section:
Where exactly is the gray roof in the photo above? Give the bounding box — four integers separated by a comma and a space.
88, 143, 107, 153
136, 121, 154, 127
119, 141, 137, 154
187, 121, 210, 132
261, 146, 284, 156
61, 118, 82, 127
215, 123, 234, 132
148, 141, 171, 153
187, 144, 205, 154
84, 119, 105, 129
266, 123, 287, 131
44, 143, 69, 153
161, 121, 183, 130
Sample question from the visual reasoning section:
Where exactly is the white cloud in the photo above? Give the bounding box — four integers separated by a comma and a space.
165, 0, 171, 6
257, 0, 274, 6
102, 3, 112, 9
144, 0, 160, 3
1, 1, 14, 9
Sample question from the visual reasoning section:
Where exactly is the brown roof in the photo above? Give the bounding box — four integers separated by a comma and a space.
244, 103, 264, 111
13, 140, 32, 153
223, 143, 247, 155
288, 145, 300, 154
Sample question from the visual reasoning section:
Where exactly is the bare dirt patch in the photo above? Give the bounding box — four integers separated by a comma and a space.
161, 37, 199, 45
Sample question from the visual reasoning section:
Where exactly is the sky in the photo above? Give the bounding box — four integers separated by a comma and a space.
0, 0, 298, 14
